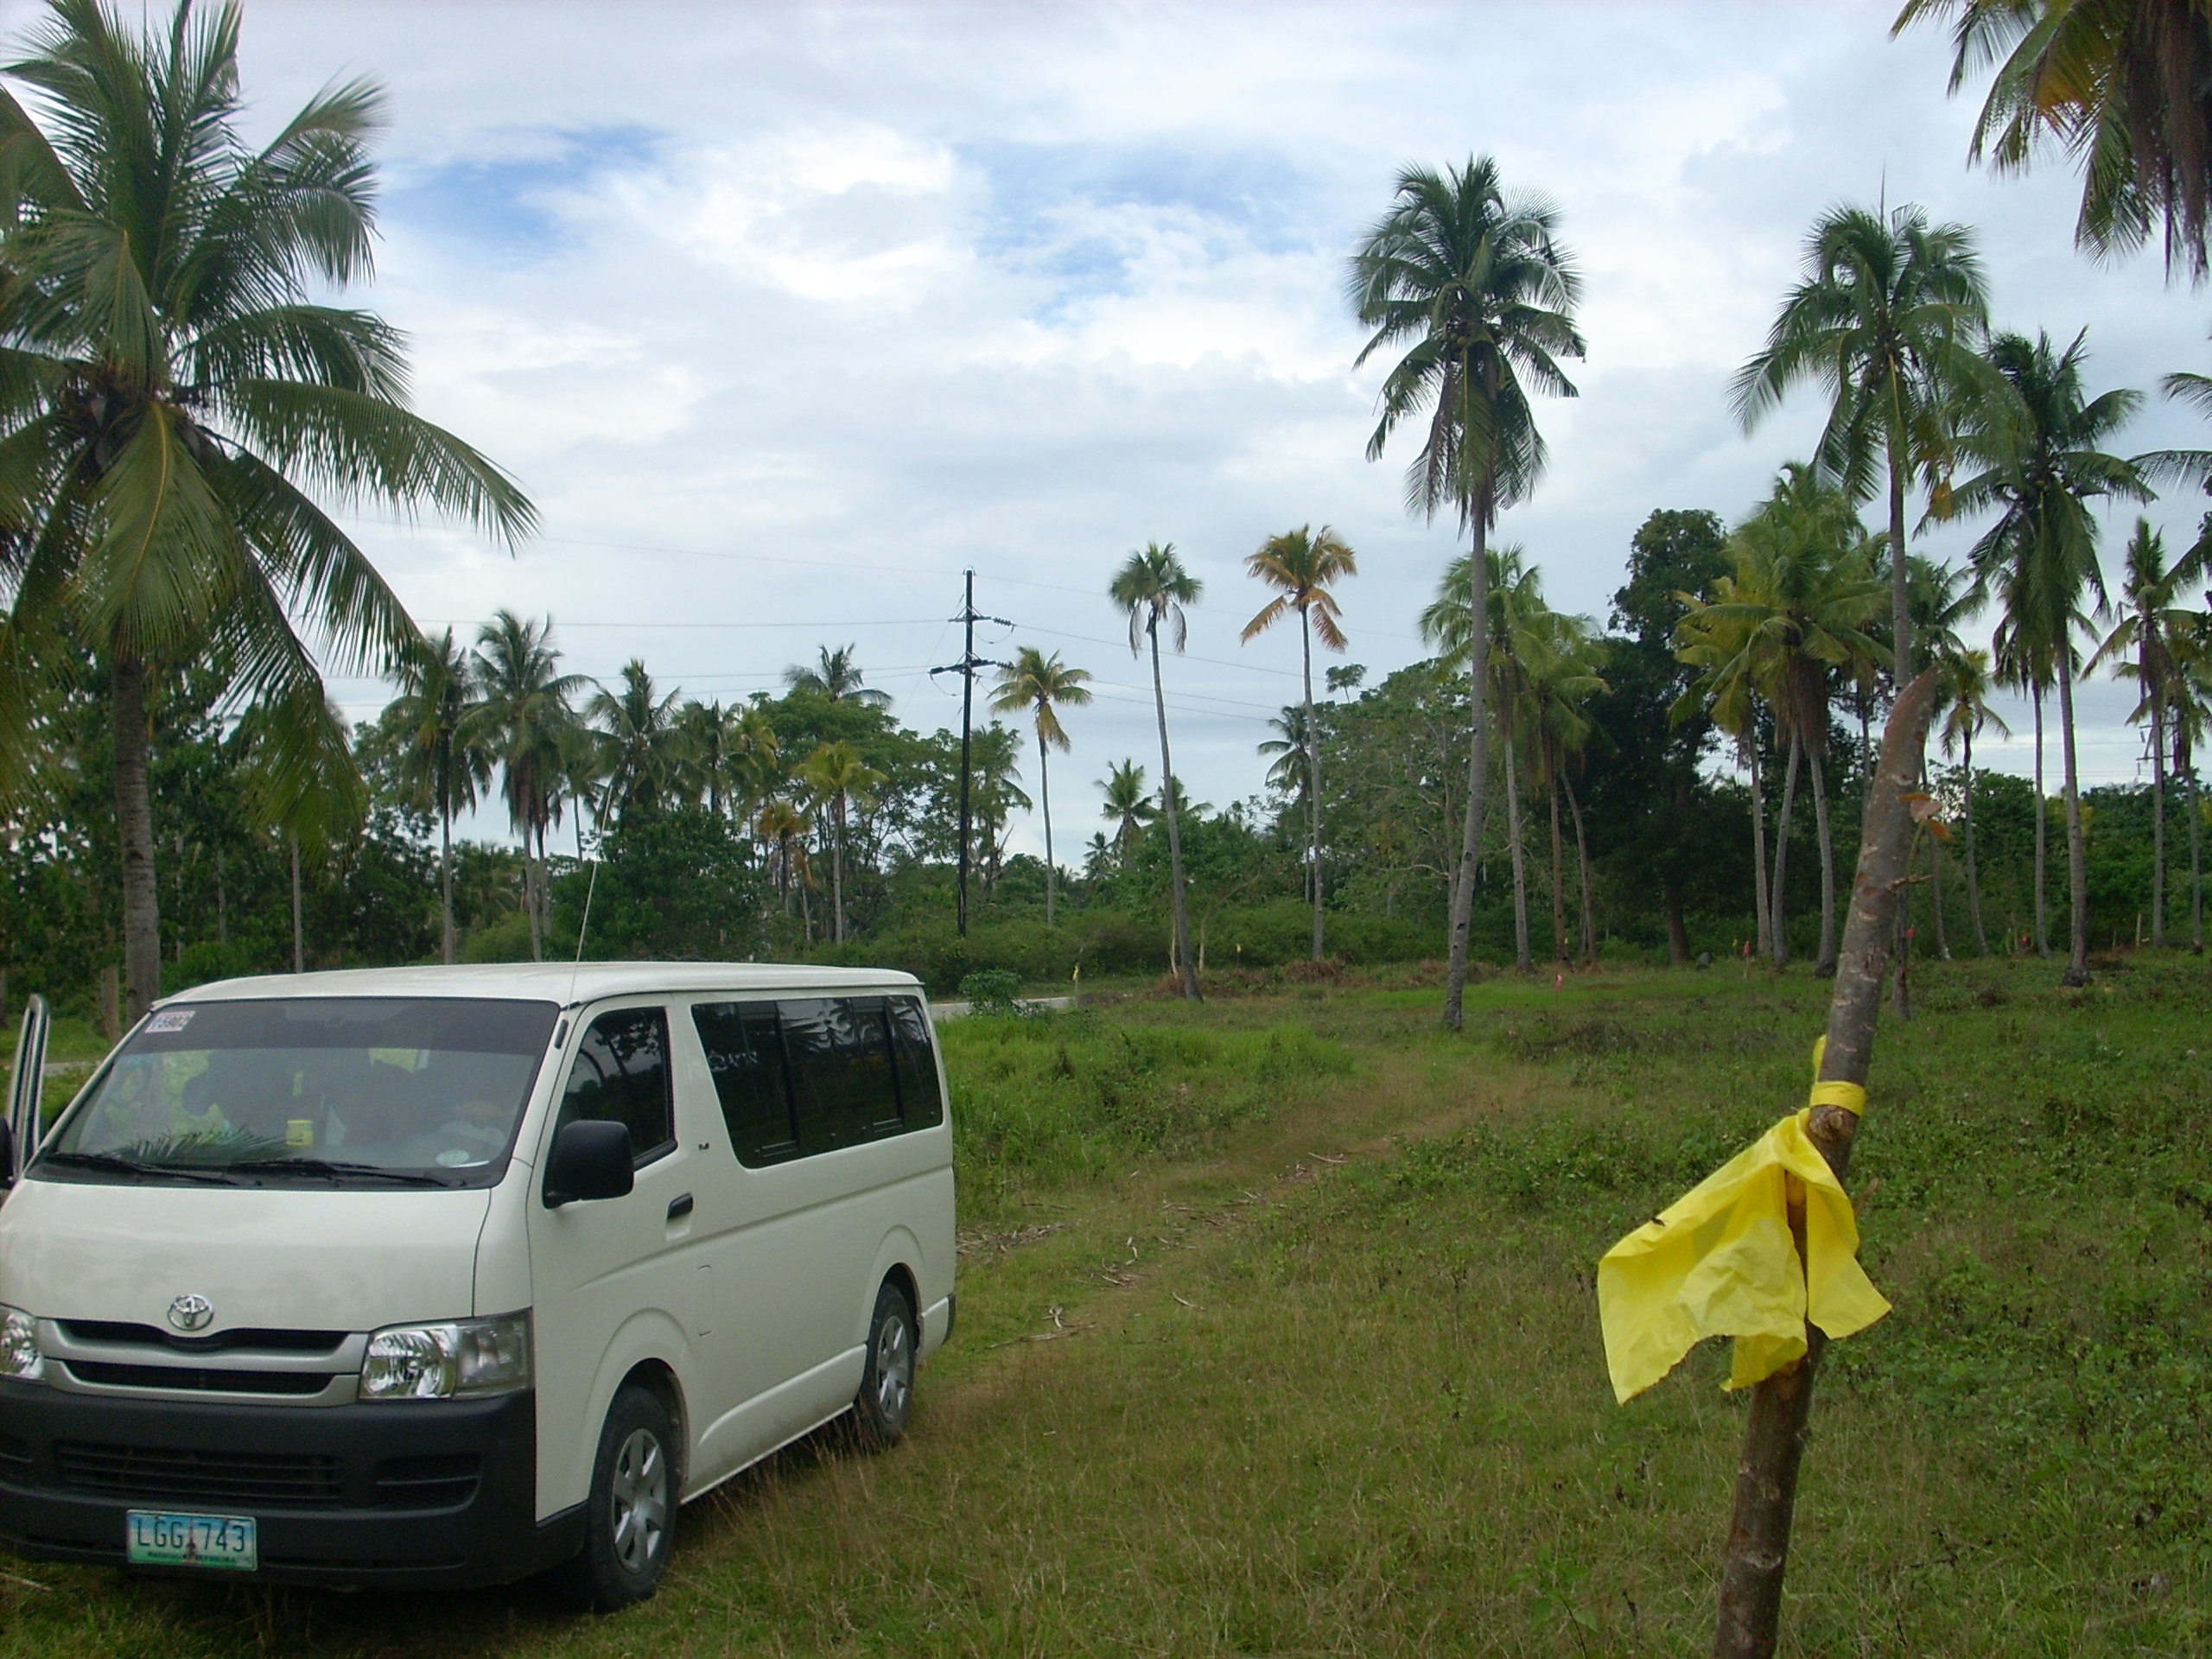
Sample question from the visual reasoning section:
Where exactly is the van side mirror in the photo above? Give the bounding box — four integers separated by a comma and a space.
543, 1119, 634, 1208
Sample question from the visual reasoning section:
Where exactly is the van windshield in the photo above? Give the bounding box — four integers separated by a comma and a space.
39, 998, 561, 1189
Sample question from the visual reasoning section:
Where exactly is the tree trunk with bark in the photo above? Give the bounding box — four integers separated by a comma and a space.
1771, 733, 1801, 967
1748, 734, 1771, 960
1963, 726, 1988, 956
2032, 685, 2050, 958
289, 837, 304, 974
1442, 508, 1491, 1030
111, 655, 162, 1022
1150, 624, 1199, 1000
1710, 667, 1939, 1659
1304, 607, 1325, 960
1039, 731, 1058, 929
1505, 723, 1532, 972
1565, 767, 1597, 962
2057, 653, 2090, 986
2150, 695, 2167, 949
1548, 752, 1568, 963
1810, 744, 1838, 977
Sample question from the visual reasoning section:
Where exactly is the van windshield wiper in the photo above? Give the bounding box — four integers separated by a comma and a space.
36, 1151, 245, 1186
230, 1157, 460, 1189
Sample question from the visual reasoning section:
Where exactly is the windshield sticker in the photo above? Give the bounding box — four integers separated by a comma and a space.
145, 1009, 196, 1033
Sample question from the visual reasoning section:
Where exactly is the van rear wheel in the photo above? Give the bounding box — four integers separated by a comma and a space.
851, 1280, 916, 1450
570, 1382, 677, 1612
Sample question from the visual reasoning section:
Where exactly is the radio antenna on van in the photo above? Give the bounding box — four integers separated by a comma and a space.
567, 843, 601, 1004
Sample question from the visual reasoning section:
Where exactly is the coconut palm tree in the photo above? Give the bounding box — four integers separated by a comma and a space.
1673, 568, 1777, 959
1348, 155, 1584, 1027
236, 683, 366, 974
588, 659, 689, 822
1109, 542, 1204, 998
1241, 524, 1358, 960
387, 627, 488, 963
0, 0, 533, 1017
757, 798, 807, 916
1258, 708, 1313, 798
1100, 759, 1155, 868
799, 740, 882, 944
1895, 0, 2212, 279
1937, 645, 2010, 955
1691, 465, 1889, 973
785, 645, 892, 708
467, 611, 584, 962
1954, 328, 2149, 984
1521, 609, 1611, 963
989, 646, 1093, 926
2090, 520, 2209, 945
1732, 203, 1989, 694
1421, 544, 1549, 972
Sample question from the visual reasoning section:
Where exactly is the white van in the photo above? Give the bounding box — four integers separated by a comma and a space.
0, 963, 956, 1609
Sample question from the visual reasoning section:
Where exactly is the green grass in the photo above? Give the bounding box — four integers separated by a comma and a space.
4, 957, 2209, 1655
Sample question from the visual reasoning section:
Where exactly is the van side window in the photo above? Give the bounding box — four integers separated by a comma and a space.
691, 1002, 798, 1166
779, 997, 900, 1154
887, 997, 944, 1129
556, 1007, 675, 1166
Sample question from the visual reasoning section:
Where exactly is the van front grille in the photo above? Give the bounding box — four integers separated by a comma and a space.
54, 1321, 346, 1357
0, 1432, 29, 1476
55, 1442, 344, 1505
61, 1361, 331, 1396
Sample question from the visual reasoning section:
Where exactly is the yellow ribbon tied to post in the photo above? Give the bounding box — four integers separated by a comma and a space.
1596, 1039, 1890, 1405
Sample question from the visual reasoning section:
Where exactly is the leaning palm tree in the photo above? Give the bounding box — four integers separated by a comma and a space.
1099, 759, 1155, 867
785, 645, 892, 708
1732, 202, 1989, 693
466, 611, 584, 962
0, 0, 533, 1017
1954, 328, 2149, 984
1110, 543, 1205, 996
989, 646, 1092, 926
1895, 0, 2212, 280
798, 739, 882, 944
2090, 520, 2208, 946
1937, 645, 2010, 956
1348, 154, 1584, 1027
387, 627, 488, 963
1241, 524, 1358, 960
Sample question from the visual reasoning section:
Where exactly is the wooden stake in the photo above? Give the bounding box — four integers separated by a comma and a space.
1711, 668, 1938, 1659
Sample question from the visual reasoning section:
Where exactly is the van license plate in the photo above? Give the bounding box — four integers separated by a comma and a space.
125, 1510, 257, 1571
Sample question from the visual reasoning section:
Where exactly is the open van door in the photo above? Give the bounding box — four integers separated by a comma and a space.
6, 994, 49, 1181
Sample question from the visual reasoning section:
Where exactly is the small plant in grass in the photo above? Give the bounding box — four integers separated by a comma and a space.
957, 969, 1026, 1017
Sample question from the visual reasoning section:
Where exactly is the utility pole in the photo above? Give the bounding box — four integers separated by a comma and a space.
931, 570, 1011, 937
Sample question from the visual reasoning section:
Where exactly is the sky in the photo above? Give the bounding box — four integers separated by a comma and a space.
24, 0, 2212, 851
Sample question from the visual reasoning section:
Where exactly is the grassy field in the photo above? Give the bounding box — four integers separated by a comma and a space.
3, 957, 2209, 1656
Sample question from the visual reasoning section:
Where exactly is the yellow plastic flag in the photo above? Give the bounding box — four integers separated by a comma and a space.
1596, 1052, 1888, 1405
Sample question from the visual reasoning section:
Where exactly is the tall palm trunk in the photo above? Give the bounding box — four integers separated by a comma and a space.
1039, 732, 1058, 928
1504, 722, 1532, 972
1932, 826, 1951, 958
1442, 507, 1491, 1029
2057, 652, 2090, 985
2150, 692, 2168, 949
1302, 607, 1325, 960
1888, 410, 1911, 683
1963, 726, 1988, 955
290, 836, 304, 973
2032, 685, 2050, 958
437, 746, 456, 965
1747, 734, 1772, 959
1564, 766, 1596, 961
1547, 753, 1567, 962
1149, 624, 1198, 999
2187, 756, 2203, 952
1810, 741, 1838, 977
112, 654, 162, 1022
831, 795, 848, 944
1771, 732, 1802, 967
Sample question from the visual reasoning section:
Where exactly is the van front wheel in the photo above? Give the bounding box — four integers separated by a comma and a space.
852, 1280, 916, 1450
571, 1383, 677, 1611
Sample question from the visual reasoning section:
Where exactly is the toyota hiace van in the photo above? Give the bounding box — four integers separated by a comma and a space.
0, 963, 956, 1609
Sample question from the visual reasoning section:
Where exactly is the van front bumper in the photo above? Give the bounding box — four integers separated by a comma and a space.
0, 1380, 582, 1587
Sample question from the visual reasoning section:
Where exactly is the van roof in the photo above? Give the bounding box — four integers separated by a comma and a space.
160, 962, 926, 1008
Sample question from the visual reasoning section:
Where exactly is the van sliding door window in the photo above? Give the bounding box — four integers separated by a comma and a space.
556, 1007, 675, 1166
779, 997, 901, 1154
691, 1002, 799, 1166
887, 997, 944, 1129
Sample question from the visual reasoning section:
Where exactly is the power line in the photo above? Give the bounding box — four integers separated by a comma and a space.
930, 571, 1014, 938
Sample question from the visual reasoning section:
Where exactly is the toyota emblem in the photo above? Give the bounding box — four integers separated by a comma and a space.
166, 1294, 213, 1333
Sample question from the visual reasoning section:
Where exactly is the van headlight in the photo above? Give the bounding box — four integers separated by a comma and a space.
0, 1305, 41, 1382
359, 1312, 530, 1400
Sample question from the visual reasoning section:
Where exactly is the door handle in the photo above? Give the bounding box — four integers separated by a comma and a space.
666, 1193, 695, 1221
